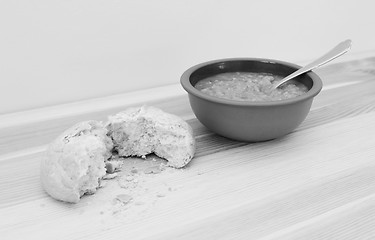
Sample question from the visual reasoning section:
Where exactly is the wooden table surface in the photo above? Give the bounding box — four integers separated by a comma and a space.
1, 53, 375, 240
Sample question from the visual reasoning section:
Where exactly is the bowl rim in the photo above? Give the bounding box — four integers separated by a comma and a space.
180, 57, 323, 107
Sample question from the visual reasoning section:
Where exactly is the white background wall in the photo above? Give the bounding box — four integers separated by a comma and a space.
1, 0, 374, 114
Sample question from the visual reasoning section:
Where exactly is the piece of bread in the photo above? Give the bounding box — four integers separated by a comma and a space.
106, 106, 195, 168
40, 121, 113, 203
41, 106, 196, 203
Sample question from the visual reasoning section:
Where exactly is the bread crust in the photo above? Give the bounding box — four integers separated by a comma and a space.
40, 121, 113, 203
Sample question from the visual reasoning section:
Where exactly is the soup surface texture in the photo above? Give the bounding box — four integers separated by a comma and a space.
195, 72, 308, 102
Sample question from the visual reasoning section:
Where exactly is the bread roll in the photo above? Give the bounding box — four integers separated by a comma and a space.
40, 121, 113, 203
106, 106, 195, 168
41, 106, 196, 203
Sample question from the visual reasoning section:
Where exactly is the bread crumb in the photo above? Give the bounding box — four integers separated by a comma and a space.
115, 194, 133, 204
144, 166, 162, 174
168, 187, 177, 192
125, 176, 134, 181
99, 181, 107, 188
105, 160, 123, 174
197, 170, 204, 175
102, 173, 118, 180
156, 192, 166, 198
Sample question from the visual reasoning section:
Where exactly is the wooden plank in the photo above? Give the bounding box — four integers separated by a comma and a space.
260, 195, 375, 240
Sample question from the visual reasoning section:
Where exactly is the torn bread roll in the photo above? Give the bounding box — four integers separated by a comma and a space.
40, 121, 113, 203
41, 106, 196, 203
106, 106, 195, 168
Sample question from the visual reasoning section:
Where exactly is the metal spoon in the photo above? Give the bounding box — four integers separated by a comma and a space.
273, 39, 352, 89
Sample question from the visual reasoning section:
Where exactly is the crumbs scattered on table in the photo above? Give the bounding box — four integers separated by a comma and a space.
97, 156, 185, 223
144, 165, 163, 174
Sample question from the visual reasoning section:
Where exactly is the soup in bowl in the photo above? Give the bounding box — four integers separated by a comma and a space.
195, 71, 308, 102
180, 58, 323, 142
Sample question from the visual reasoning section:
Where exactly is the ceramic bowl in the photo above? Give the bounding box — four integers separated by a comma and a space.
180, 58, 323, 142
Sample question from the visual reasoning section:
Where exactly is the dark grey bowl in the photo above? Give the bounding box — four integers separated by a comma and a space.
180, 58, 323, 142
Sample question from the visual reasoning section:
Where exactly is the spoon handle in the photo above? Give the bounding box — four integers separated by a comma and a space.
274, 39, 352, 89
